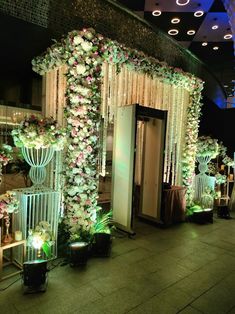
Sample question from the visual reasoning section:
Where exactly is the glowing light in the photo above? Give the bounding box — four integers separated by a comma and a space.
168, 29, 179, 35
152, 10, 162, 16
187, 30, 195, 35
171, 18, 180, 24
213, 46, 219, 50
32, 235, 44, 250
224, 34, 232, 39
194, 10, 204, 17
176, 0, 190, 5
212, 25, 218, 30
70, 242, 88, 249
202, 42, 208, 46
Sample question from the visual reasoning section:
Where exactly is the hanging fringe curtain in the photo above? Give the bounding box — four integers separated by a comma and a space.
42, 65, 67, 190
101, 62, 190, 186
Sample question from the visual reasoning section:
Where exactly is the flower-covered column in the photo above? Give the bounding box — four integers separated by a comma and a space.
63, 29, 104, 240
182, 79, 204, 204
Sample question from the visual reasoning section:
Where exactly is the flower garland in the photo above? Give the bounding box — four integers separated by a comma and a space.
32, 27, 203, 237
12, 115, 66, 150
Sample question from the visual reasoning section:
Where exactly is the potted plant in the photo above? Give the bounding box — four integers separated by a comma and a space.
91, 210, 113, 257
186, 202, 213, 224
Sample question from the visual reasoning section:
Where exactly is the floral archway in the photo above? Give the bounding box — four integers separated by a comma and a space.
32, 28, 203, 239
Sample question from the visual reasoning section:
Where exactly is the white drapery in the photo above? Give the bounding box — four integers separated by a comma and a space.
42, 62, 191, 187
101, 62, 190, 186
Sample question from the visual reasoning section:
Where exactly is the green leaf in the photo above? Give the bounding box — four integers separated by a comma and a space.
42, 242, 51, 258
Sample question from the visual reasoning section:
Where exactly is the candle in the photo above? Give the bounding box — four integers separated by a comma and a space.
221, 165, 225, 171
15, 231, 22, 241
229, 174, 234, 181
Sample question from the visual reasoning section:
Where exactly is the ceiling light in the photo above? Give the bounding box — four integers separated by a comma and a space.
224, 34, 232, 39
176, 0, 190, 5
171, 18, 180, 24
152, 10, 162, 16
168, 29, 179, 35
187, 30, 195, 35
213, 46, 219, 50
212, 25, 219, 30
202, 42, 208, 46
194, 10, 204, 17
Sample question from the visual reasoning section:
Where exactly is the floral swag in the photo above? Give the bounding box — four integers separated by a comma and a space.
32, 28, 203, 239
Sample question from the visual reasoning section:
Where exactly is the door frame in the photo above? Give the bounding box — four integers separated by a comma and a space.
133, 104, 167, 225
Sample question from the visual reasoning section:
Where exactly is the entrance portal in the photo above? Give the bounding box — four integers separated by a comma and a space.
112, 104, 167, 234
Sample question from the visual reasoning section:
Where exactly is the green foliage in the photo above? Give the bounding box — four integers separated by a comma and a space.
42, 242, 52, 258
187, 204, 202, 216
91, 210, 113, 234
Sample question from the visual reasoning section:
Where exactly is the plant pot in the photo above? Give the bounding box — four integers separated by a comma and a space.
69, 242, 89, 267
190, 209, 213, 224
92, 233, 112, 257
23, 260, 48, 293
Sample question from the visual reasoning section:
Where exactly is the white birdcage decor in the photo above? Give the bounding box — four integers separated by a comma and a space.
14, 187, 61, 261
21, 146, 55, 186
194, 155, 216, 204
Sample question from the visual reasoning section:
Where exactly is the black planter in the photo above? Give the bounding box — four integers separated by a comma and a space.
190, 209, 213, 224
22, 260, 48, 293
92, 233, 112, 257
69, 242, 89, 266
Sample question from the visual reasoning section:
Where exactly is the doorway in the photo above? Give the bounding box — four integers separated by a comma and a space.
111, 104, 167, 234
134, 106, 167, 224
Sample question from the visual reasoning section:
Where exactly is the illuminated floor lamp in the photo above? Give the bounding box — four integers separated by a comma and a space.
22, 222, 53, 294
22, 260, 48, 294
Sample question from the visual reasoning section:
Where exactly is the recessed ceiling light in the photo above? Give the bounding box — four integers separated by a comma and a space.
194, 10, 204, 17
152, 10, 162, 16
202, 42, 208, 46
187, 30, 195, 35
213, 46, 219, 50
176, 0, 190, 5
212, 25, 219, 30
224, 85, 228, 88
224, 34, 232, 39
168, 29, 179, 35
171, 18, 180, 24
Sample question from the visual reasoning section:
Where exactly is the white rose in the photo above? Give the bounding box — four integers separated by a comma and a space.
72, 168, 81, 174
76, 64, 86, 75
67, 186, 79, 196
73, 36, 84, 45
72, 138, 79, 144
81, 41, 93, 52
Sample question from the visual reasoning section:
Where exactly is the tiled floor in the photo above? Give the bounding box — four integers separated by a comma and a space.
1, 215, 235, 314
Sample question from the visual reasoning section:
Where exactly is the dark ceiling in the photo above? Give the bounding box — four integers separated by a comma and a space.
0, 13, 53, 77
0, 0, 234, 101
115, 0, 235, 98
